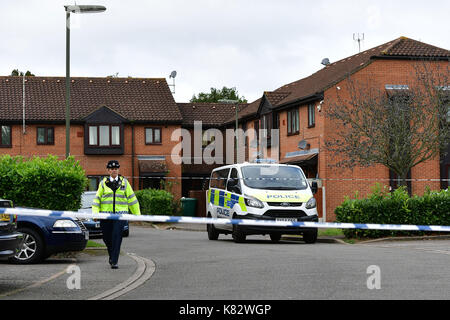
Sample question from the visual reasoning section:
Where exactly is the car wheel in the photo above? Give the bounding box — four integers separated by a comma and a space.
232, 222, 246, 243
269, 233, 282, 243
207, 214, 220, 240
303, 228, 318, 244
9, 227, 45, 264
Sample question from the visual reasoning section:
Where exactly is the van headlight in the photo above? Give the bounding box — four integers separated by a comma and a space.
244, 196, 264, 209
53, 220, 78, 228
305, 197, 316, 209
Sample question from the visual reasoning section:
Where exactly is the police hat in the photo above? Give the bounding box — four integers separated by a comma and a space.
106, 160, 120, 169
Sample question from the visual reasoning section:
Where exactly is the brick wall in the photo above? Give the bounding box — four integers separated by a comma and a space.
321, 59, 445, 221
0, 123, 183, 199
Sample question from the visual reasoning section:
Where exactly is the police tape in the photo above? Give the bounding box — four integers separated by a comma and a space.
1, 207, 450, 232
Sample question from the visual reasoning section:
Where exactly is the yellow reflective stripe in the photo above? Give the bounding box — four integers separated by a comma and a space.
224, 192, 231, 209
213, 189, 220, 205
238, 197, 247, 212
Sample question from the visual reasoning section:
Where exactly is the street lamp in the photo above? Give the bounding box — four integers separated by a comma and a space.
218, 99, 240, 162
64, 5, 106, 158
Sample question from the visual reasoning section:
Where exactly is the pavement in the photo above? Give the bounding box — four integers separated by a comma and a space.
0, 243, 154, 300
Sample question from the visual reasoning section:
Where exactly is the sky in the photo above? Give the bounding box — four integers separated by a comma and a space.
1, 0, 449, 104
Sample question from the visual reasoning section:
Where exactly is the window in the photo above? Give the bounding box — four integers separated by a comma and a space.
241, 165, 308, 190
141, 177, 164, 190
88, 125, 120, 147
202, 130, 216, 148
447, 103, 450, 123
87, 176, 101, 191
308, 104, 315, 127
37, 127, 54, 145
287, 108, 299, 135
145, 127, 162, 144
89, 126, 98, 145
254, 120, 260, 142
0, 125, 11, 147
210, 168, 230, 189
227, 168, 241, 193
261, 113, 273, 138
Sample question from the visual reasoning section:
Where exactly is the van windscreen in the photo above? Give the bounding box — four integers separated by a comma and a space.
241, 166, 308, 190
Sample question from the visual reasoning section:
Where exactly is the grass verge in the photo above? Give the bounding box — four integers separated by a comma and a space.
86, 240, 106, 248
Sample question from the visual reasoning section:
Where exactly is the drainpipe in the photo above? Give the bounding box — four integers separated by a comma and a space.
131, 123, 135, 190
22, 74, 26, 134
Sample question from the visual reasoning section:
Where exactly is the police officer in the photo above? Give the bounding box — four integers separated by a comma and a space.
92, 160, 140, 269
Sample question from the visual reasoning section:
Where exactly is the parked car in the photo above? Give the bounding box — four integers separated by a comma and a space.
0, 199, 23, 259
79, 191, 129, 239
10, 203, 88, 264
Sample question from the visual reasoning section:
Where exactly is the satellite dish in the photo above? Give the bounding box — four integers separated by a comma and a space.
298, 139, 308, 150
321, 58, 330, 66
169, 71, 177, 78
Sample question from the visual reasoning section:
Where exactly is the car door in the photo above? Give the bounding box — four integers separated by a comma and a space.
209, 168, 231, 228
226, 167, 243, 217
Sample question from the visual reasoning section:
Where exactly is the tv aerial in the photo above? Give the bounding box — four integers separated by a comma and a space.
353, 33, 365, 53
169, 70, 177, 94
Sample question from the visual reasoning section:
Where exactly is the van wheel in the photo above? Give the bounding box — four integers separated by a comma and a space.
270, 233, 282, 243
232, 223, 246, 243
207, 214, 220, 240
9, 227, 45, 264
303, 228, 318, 244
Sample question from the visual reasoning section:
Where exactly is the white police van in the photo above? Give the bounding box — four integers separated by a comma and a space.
206, 160, 319, 243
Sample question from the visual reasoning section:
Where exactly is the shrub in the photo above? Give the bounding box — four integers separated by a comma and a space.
0, 155, 87, 211
335, 183, 450, 239
135, 188, 175, 215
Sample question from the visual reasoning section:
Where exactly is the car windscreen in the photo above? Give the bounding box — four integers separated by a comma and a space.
241, 165, 308, 190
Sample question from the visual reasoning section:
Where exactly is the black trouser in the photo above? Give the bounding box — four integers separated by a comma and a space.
100, 220, 126, 265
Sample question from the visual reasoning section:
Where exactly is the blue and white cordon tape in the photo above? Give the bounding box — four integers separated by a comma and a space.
1, 207, 450, 232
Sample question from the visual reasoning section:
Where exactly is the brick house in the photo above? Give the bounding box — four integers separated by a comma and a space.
1, 37, 448, 221
177, 102, 248, 197
0, 76, 184, 199
224, 37, 449, 221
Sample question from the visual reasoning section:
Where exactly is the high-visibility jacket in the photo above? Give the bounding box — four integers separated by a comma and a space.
92, 176, 141, 215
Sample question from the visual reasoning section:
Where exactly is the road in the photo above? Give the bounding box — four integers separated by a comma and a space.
1, 225, 450, 300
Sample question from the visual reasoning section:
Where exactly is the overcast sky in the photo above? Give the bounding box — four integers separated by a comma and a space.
1, 0, 449, 103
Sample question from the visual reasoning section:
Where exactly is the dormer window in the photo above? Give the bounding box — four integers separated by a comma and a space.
88, 125, 120, 147
83, 106, 126, 155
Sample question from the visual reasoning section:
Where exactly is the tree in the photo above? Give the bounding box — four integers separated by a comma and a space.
325, 62, 449, 189
190, 86, 247, 103
11, 69, 35, 76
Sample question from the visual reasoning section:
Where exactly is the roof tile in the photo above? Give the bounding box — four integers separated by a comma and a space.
0, 76, 182, 122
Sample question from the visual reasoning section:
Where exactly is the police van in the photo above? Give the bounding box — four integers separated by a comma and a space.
206, 161, 319, 243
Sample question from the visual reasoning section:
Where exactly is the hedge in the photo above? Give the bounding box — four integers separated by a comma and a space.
0, 155, 87, 211
135, 188, 176, 215
335, 184, 450, 238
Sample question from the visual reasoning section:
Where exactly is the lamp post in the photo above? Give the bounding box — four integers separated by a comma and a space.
64, 5, 106, 158
218, 99, 240, 162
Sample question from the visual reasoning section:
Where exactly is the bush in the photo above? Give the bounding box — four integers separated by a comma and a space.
0, 155, 87, 211
335, 183, 450, 239
135, 188, 175, 215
